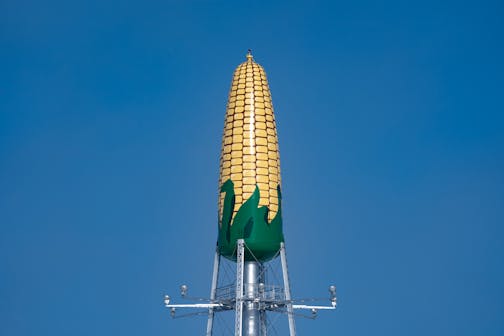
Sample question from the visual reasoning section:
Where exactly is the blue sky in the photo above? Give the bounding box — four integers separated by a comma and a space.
1, 0, 503, 335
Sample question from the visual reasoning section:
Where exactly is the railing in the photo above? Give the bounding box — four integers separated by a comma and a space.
215, 284, 286, 302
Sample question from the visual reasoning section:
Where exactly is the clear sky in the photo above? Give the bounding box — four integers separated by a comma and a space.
1, 0, 503, 335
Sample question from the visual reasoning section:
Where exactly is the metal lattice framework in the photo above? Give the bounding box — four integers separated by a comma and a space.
164, 240, 337, 336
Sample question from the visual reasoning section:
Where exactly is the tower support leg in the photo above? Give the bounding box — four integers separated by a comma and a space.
280, 242, 296, 336
259, 309, 267, 336
206, 245, 221, 336
235, 239, 245, 336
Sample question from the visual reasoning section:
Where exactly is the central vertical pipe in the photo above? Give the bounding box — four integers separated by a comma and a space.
243, 261, 263, 335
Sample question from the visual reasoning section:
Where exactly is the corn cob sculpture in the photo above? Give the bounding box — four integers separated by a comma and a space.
218, 51, 284, 262
164, 53, 337, 336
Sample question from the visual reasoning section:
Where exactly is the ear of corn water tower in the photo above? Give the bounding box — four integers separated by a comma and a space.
164, 51, 337, 336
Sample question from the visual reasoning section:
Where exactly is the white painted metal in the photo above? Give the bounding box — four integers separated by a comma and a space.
164, 241, 337, 335
259, 272, 267, 336
165, 303, 223, 308
206, 246, 221, 336
260, 309, 267, 336
280, 242, 296, 336
235, 239, 245, 336
292, 305, 336, 310
243, 262, 261, 335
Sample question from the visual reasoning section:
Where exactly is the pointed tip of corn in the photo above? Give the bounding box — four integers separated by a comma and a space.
246, 49, 253, 61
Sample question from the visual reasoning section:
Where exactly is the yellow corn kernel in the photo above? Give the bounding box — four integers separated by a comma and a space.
218, 53, 283, 223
